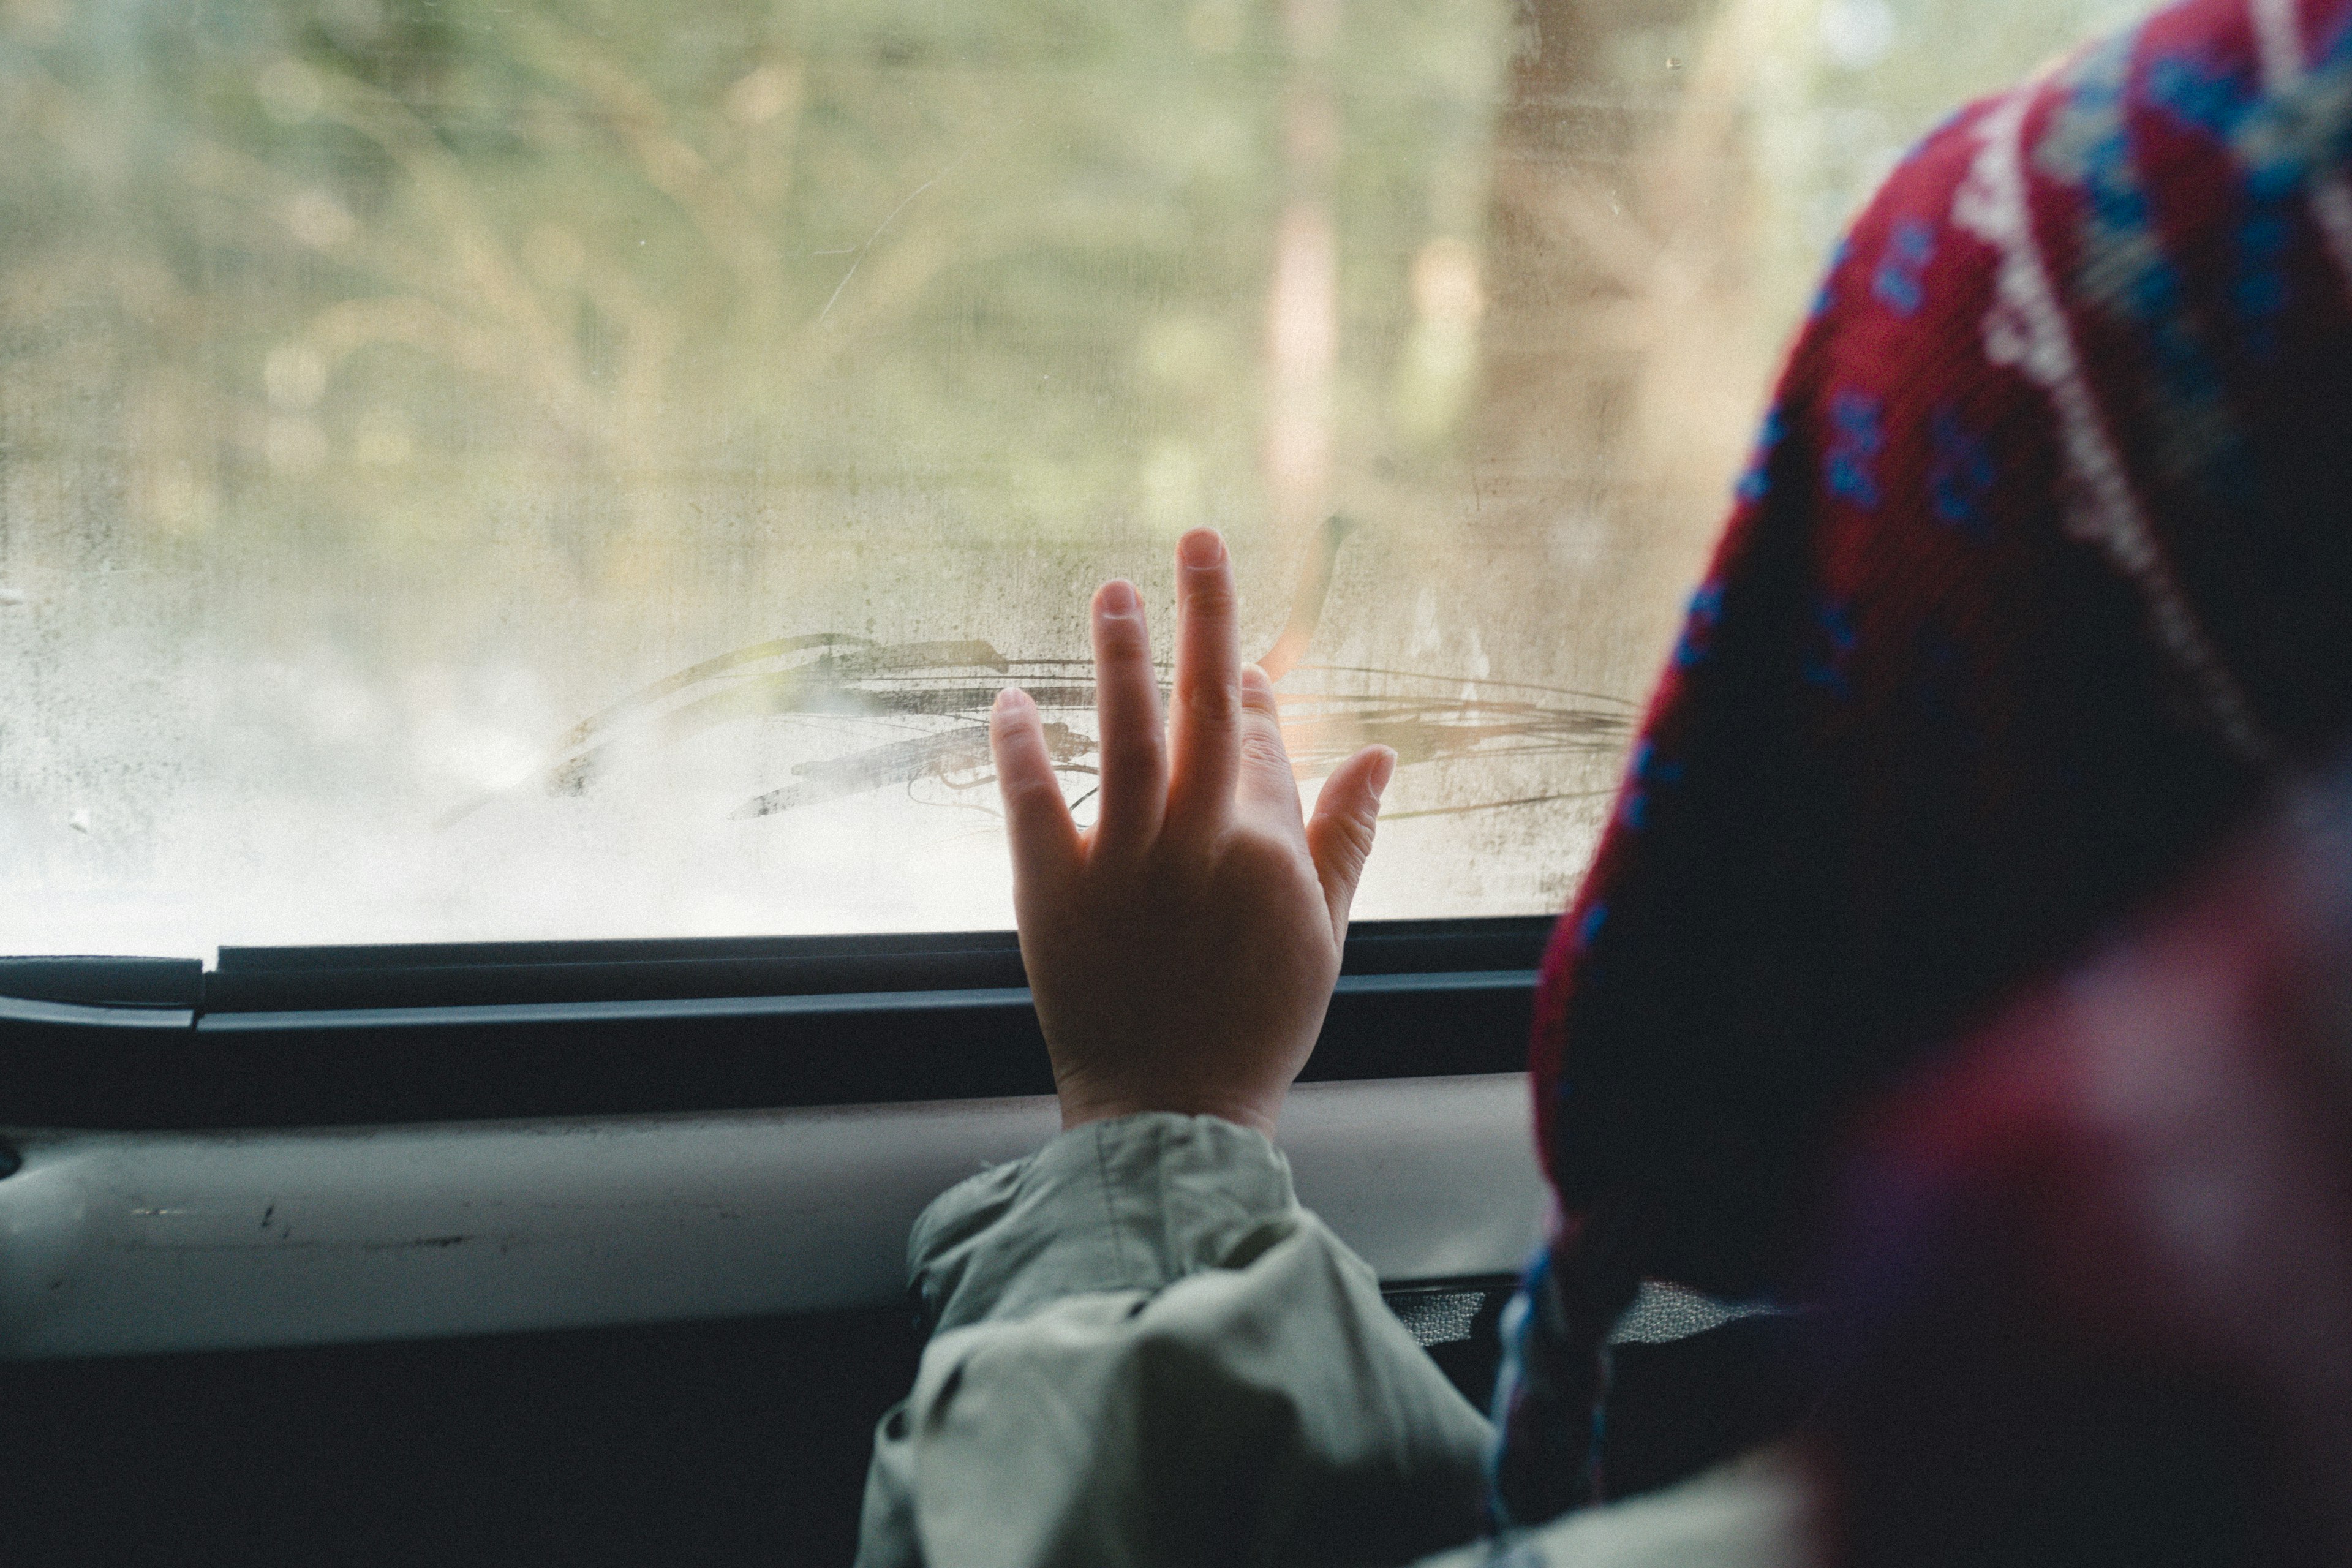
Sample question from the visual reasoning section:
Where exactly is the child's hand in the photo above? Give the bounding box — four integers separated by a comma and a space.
990, 527, 1395, 1137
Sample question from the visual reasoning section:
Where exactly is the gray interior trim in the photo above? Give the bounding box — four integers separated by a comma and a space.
0, 996, 194, 1031
190, 968, 1536, 1034
0, 1073, 1543, 1360
194, 985, 1038, 1033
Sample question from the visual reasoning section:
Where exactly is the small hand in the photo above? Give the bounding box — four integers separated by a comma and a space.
990, 527, 1396, 1137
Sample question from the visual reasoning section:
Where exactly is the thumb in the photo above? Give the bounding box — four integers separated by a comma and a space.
1306, 745, 1395, 940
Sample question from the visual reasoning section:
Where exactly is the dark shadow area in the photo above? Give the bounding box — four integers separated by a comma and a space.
1601, 1313, 1827, 1502
0, 1307, 922, 1568
1, 1285, 1512, 1566
1409, 1282, 1513, 1416
0, 919, 1545, 1131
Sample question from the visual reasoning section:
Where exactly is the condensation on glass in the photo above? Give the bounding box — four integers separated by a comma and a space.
0, 0, 2154, 954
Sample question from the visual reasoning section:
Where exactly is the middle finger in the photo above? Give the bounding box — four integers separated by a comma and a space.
1164, 527, 1242, 839
1088, 577, 1165, 853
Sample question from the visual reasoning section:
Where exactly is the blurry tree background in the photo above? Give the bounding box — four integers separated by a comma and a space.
0, 0, 2151, 950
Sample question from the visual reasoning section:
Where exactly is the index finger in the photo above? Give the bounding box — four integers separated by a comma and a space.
990, 687, 1080, 902
1163, 528, 1242, 839
1089, 577, 1165, 854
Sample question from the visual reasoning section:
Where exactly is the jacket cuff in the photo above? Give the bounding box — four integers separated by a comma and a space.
908, 1112, 1300, 1336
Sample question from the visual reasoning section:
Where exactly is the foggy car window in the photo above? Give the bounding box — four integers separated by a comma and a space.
0, 0, 2152, 954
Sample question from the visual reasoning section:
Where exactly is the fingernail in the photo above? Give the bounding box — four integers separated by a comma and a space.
1240, 663, 1272, 696
1368, 747, 1396, 801
993, 686, 1031, 716
1099, 579, 1137, 616
1178, 528, 1224, 569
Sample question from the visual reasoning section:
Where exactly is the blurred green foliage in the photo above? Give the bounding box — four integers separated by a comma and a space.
0, 0, 2172, 949
0, 0, 1507, 601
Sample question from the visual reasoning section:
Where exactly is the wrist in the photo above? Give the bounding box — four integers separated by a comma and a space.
1057, 1088, 1283, 1140
910, 1110, 1298, 1335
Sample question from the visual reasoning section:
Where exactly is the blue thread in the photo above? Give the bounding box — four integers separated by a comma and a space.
1735, 406, 1787, 503
1871, 219, 1936, 315
1803, 598, 1858, 698
1825, 392, 1883, 508
2039, 37, 2250, 503
1810, 238, 1853, 318
1585, 1343, 1612, 1506
2146, 51, 2241, 138
1673, 580, 1725, 669
1618, 744, 1683, 830
2233, 209, 2292, 352
2134, 37, 2352, 361
1928, 409, 1996, 538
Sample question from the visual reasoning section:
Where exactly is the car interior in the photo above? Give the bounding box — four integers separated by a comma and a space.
0, 923, 1544, 1562
0, 0, 2173, 1561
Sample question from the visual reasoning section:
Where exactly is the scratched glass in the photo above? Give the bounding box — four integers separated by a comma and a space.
0, 0, 2152, 954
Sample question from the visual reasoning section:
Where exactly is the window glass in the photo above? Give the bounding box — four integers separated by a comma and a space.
0, 0, 2152, 954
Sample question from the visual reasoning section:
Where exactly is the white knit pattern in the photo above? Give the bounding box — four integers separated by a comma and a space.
1951, 86, 2275, 766
2252, 0, 2352, 300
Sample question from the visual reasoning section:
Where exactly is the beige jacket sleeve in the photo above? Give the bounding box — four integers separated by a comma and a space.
851, 1112, 1821, 1568
853, 1112, 1493, 1568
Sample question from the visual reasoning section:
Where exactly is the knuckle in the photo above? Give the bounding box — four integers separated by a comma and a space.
999, 766, 1060, 808
1184, 571, 1235, 611
1321, 810, 1376, 867
1182, 674, 1240, 725
1226, 831, 1295, 880
1094, 615, 1150, 660
1101, 734, 1159, 775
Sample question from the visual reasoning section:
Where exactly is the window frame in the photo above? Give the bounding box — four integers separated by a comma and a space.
0, 915, 1549, 1129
